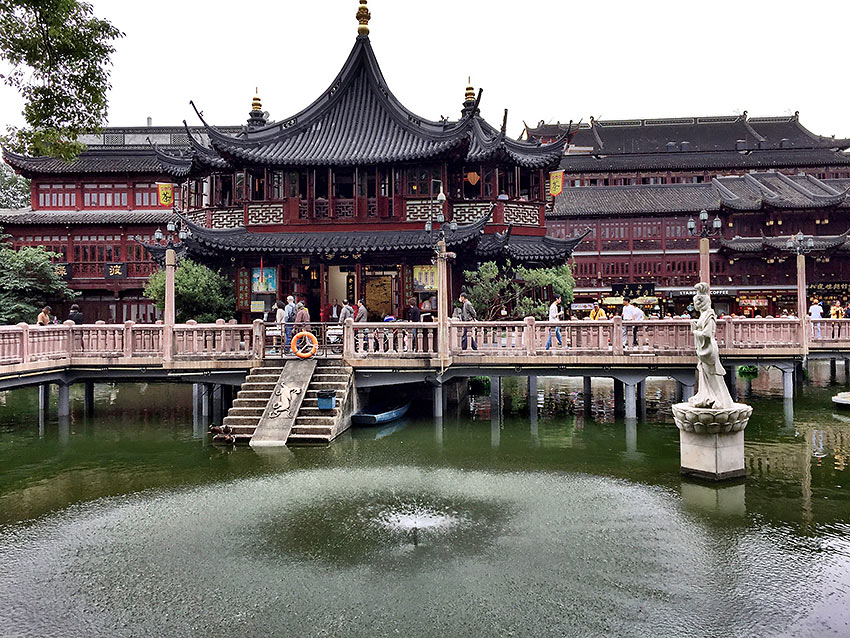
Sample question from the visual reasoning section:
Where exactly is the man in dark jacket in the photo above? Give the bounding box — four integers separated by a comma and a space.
459, 292, 477, 350
68, 304, 84, 324
407, 297, 421, 352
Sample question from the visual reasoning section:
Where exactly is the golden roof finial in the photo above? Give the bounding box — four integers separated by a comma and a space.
464, 77, 475, 102
357, 0, 371, 36
252, 87, 262, 112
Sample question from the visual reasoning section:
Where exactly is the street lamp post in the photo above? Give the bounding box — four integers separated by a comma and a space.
424, 182, 455, 366
687, 209, 723, 285
152, 219, 187, 360
785, 231, 815, 324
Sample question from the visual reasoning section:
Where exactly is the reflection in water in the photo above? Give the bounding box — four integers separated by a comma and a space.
0, 362, 849, 636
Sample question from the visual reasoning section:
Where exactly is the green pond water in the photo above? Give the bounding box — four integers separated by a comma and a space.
0, 365, 849, 637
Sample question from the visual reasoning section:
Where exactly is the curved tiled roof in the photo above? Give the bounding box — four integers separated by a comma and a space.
0, 207, 177, 225
152, 125, 232, 178
477, 229, 586, 265
3, 148, 168, 178
181, 211, 489, 256
550, 173, 849, 218
560, 148, 850, 173
193, 36, 564, 170
720, 231, 850, 254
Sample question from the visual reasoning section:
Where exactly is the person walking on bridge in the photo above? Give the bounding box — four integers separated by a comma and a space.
338, 299, 354, 324
283, 295, 297, 352
621, 298, 644, 347
459, 292, 478, 351
545, 295, 563, 350
589, 302, 607, 321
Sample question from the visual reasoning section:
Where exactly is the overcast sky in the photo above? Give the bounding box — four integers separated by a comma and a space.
2, 0, 849, 139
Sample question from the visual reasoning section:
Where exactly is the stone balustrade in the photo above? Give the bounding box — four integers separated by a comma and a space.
0, 317, 846, 372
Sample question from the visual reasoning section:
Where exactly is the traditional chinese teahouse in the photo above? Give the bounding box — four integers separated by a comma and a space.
154, 1, 582, 320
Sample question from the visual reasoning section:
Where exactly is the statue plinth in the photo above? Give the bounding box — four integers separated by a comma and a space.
672, 403, 752, 480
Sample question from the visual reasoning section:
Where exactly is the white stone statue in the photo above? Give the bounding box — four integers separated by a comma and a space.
688, 282, 734, 410
672, 282, 753, 480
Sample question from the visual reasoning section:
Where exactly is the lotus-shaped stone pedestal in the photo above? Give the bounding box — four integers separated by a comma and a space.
672, 403, 753, 480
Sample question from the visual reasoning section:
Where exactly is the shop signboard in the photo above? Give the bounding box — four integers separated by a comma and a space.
571, 303, 594, 310
250, 300, 266, 313
413, 265, 437, 291
611, 283, 654, 298
671, 288, 730, 297
252, 267, 277, 293
236, 267, 251, 310
105, 262, 127, 279
808, 282, 850, 295
739, 298, 769, 307
53, 262, 72, 281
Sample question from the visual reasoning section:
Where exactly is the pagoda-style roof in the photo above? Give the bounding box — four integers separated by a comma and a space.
550, 173, 850, 218
720, 231, 850, 254
181, 210, 490, 257
174, 35, 564, 172
152, 126, 232, 178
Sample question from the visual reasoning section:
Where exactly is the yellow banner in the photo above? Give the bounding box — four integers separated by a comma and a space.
549, 170, 564, 197
157, 183, 174, 207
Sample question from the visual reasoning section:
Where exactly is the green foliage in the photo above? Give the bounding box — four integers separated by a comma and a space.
737, 365, 759, 379
462, 260, 575, 321
0, 0, 123, 160
145, 259, 235, 324
469, 376, 491, 395
0, 238, 77, 324
0, 162, 30, 208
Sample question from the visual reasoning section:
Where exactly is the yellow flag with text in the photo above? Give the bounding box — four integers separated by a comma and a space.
157, 183, 174, 207
549, 170, 565, 197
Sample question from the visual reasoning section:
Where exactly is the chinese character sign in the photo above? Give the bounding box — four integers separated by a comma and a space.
413, 265, 437, 291
105, 263, 127, 279
252, 267, 277, 293
53, 263, 72, 281
236, 267, 251, 310
157, 183, 174, 207
549, 170, 564, 197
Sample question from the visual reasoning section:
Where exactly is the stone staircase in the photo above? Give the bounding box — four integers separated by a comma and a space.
288, 359, 355, 445
212, 360, 354, 446
212, 365, 282, 444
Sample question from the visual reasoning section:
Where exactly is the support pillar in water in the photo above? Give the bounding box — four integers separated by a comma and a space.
613, 379, 625, 416
583, 376, 592, 416
83, 381, 95, 418
490, 375, 501, 414
201, 383, 213, 418
432, 384, 443, 419
624, 382, 637, 420
57, 383, 70, 419
38, 383, 50, 414
212, 384, 223, 425
782, 368, 794, 400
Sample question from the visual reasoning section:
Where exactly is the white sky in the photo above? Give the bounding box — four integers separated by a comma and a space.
1, 0, 849, 139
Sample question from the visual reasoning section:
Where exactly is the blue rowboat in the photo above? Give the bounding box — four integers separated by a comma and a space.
351, 402, 410, 426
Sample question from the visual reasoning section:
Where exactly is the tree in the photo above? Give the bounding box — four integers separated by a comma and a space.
462, 260, 575, 321
145, 259, 235, 324
0, 0, 123, 160
0, 236, 77, 324
0, 162, 30, 208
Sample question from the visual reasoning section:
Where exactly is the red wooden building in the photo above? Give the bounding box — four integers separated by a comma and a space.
3, 2, 581, 323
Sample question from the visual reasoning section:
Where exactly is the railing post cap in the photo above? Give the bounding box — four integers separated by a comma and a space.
524, 316, 536, 325
215, 318, 226, 325
63, 320, 75, 326
16, 322, 28, 328
124, 320, 135, 328
186, 319, 197, 325
252, 318, 264, 327
155, 319, 163, 325
95, 320, 106, 325
344, 317, 354, 326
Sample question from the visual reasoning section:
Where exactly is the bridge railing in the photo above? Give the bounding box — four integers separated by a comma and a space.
449, 316, 807, 357
173, 321, 254, 359
262, 322, 345, 358
344, 321, 439, 358
809, 319, 850, 349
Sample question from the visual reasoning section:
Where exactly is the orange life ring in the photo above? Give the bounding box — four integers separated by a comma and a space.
291, 331, 318, 359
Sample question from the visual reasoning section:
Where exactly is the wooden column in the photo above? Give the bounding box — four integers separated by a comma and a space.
163, 248, 176, 362
436, 238, 450, 366
699, 237, 710, 285
796, 252, 807, 324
